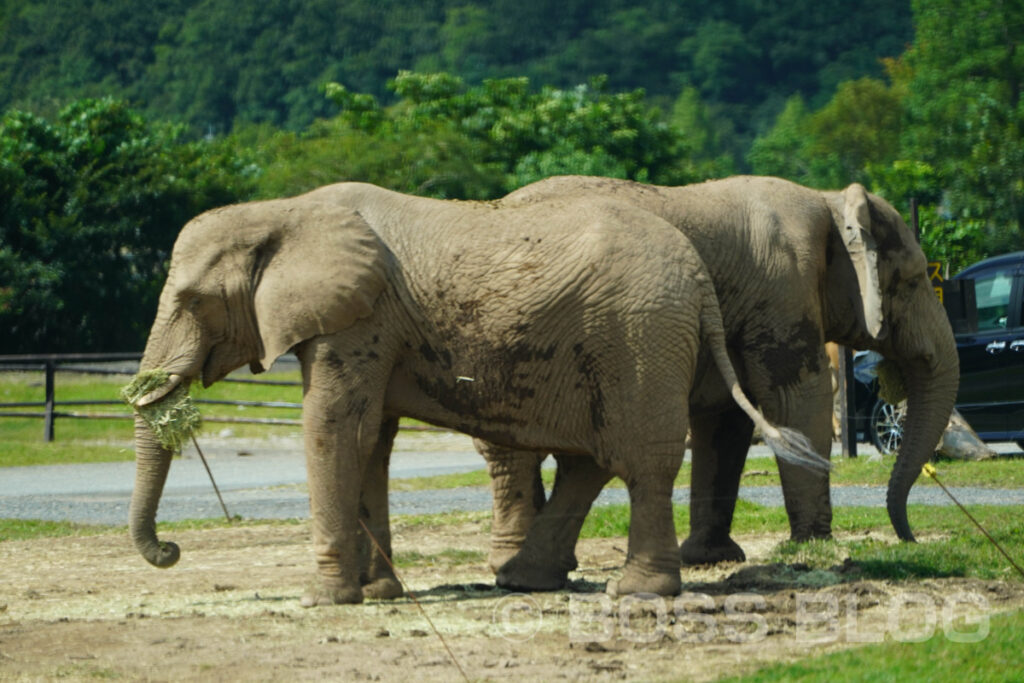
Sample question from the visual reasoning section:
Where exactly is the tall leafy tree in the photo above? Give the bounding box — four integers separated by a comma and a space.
257, 71, 720, 200
0, 98, 254, 353
901, 0, 1024, 255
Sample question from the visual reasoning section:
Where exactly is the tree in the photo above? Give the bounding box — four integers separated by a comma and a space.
0, 98, 255, 353
746, 94, 813, 181
901, 0, 1024, 255
308, 71, 715, 197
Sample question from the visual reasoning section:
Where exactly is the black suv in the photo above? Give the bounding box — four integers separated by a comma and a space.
855, 250, 1024, 453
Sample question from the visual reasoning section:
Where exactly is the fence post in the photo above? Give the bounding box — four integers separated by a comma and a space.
839, 346, 857, 458
43, 359, 56, 442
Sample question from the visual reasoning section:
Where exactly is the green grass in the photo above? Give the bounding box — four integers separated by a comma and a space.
0, 519, 117, 541
0, 516, 305, 542
393, 548, 487, 568
390, 469, 496, 491
580, 501, 1024, 582
0, 368, 304, 465
728, 609, 1024, 682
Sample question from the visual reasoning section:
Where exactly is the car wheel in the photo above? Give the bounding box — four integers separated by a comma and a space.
870, 398, 906, 455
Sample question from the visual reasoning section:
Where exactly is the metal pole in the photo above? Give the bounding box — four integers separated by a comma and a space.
43, 360, 55, 442
910, 197, 920, 242
838, 346, 857, 458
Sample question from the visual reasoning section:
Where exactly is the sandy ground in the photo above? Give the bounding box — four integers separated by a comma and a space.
1, 518, 1022, 682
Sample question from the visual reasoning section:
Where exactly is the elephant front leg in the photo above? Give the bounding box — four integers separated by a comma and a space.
297, 339, 385, 607
760, 369, 835, 541
478, 440, 547, 574
496, 454, 612, 591
681, 406, 753, 565
301, 424, 365, 607
357, 417, 403, 600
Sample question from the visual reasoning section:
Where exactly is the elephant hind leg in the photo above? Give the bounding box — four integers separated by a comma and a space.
478, 440, 547, 574
681, 406, 753, 566
496, 454, 612, 591
606, 454, 684, 597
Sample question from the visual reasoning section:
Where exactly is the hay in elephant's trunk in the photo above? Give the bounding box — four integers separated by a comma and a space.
121, 369, 202, 453
876, 359, 908, 405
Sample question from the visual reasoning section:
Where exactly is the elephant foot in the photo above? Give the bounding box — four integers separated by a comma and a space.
488, 546, 521, 576
490, 546, 577, 577
362, 576, 403, 600
300, 577, 363, 607
496, 555, 570, 592
606, 563, 680, 598
679, 535, 746, 566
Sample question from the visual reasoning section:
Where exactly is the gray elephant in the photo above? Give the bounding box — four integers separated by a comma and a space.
127, 182, 825, 605
479, 175, 959, 577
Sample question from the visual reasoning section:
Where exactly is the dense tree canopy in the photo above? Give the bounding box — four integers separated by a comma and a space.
2, 0, 1022, 352
0, 0, 912, 140
0, 98, 254, 353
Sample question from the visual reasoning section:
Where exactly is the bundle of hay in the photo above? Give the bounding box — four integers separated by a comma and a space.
121, 370, 202, 452
875, 359, 907, 406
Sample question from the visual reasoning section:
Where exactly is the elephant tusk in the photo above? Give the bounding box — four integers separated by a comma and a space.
136, 373, 184, 407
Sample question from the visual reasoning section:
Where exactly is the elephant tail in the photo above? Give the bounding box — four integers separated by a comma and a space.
699, 287, 832, 474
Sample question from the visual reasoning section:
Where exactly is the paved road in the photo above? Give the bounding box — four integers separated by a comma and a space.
2, 432, 1022, 526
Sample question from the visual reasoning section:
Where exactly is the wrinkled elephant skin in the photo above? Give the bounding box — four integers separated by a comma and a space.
129, 182, 824, 605
480, 175, 958, 570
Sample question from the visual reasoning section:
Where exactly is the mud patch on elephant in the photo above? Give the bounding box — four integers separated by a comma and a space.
754, 316, 823, 386
1, 523, 1021, 682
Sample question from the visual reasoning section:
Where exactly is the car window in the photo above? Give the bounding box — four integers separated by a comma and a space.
974, 269, 1014, 331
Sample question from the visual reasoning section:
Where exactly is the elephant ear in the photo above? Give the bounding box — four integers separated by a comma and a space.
840, 183, 884, 340
252, 202, 388, 368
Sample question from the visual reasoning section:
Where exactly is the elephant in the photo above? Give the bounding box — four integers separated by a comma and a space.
477, 175, 959, 576
127, 181, 827, 605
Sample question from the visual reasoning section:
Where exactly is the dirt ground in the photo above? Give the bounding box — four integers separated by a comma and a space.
2, 518, 1022, 682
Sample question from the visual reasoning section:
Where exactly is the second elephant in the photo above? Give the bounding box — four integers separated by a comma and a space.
480, 175, 959, 578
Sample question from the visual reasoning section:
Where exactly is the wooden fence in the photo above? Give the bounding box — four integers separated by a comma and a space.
0, 352, 306, 442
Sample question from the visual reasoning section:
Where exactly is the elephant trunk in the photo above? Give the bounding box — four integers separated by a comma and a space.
129, 413, 181, 566
884, 303, 960, 542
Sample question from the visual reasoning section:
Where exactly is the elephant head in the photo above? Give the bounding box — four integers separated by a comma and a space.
129, 199, 387, 567
824, 183, 959, 541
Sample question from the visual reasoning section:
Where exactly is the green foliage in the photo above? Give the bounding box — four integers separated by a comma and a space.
749, 78, 902, 189
5, 1, 1024, 339
747, 0, 1024, 267
747, 95, 813, 181
267, 71, 717, 199
0, 98, 255, 353
731, 610, 1024, 682
899, 0, 1024, 261
0, 0, 912, 142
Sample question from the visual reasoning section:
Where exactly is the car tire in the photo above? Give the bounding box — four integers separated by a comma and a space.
870, 398, 906, 455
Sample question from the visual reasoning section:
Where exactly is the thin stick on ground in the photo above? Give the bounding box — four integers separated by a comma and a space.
923, 463, 1024, 580
193, 435, 232, 522
358, 517, 470, 683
